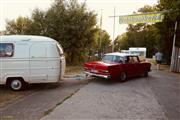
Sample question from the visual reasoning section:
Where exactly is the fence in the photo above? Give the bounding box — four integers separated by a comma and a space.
170, 46, 180, 73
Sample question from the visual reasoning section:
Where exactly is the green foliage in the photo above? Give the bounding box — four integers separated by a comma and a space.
115, 5, 161, 58
44, 0, 98, 64
30, 8, 48, 35
138, 5, 158, 12
115, 23, 160, 57
157, 0, 180, 62
114, 33, 129, 51
5, 0, 100, 65
84, 28, 111, 61
6, 16, 32, 34
115, 1, 180, 63
97, 29, 111, 53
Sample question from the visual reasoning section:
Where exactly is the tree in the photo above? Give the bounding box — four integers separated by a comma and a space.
5, 0, 98, 65
44, 0, 98, 64
114, 33, 129, 51
28, 8, 48, 35
96, 29, 111, 54
156, 0, 180, 63
83, 28, 111, 60
115, 1, 179, 62
6, 16, 32, 34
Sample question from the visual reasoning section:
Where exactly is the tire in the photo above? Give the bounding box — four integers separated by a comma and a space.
8, 78, 27, 91
143, 71, 148, 77
120, 72, 127, 82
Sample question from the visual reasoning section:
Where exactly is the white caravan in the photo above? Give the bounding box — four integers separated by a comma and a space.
0, 35, 66, 90
129, 47, 147, 58
121, 48, 147, 58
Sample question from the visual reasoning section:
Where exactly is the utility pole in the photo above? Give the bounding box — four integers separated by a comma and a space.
98, 9, 103, 58
112, 7, 116, 52
99, 9, 103, 52
170, 21, 178, 71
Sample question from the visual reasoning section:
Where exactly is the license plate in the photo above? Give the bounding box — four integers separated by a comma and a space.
91, 69, 98, 73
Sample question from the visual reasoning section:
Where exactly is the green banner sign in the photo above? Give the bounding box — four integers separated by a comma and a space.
119, 13, 164, 24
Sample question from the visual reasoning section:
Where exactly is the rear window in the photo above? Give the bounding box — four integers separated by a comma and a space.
125, 56, 139, 63
102, 55, 123, 63
0, 43, 14, 57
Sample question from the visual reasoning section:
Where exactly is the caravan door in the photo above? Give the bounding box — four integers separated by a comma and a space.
29, 43, 47, 83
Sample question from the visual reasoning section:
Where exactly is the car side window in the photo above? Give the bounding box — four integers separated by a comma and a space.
128, 56, 139, 63
102, 55, 114, 63
0, 43, 14, 57
124, 56, 129, 63
113, 56, 120, 63
133, 56, 139, 63
129, 57, 135, 63
112, 56, 124, 63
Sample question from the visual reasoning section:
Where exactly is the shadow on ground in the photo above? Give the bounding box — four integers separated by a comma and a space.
91, 75, 149, 85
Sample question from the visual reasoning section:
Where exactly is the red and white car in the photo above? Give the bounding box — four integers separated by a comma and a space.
84, 52, 151, 81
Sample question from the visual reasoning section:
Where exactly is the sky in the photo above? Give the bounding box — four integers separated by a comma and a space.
0, 0, 158, 39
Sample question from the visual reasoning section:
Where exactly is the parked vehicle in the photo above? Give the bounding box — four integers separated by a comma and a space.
84, 52, 151, 81
121, 47, 147, 60
0, 35, 66, 90
129, 47, 147, 58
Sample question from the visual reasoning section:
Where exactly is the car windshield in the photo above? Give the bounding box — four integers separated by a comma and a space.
102, 55, 123, 63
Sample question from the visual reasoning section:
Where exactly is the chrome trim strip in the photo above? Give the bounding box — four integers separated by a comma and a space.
84, 71, 110, 79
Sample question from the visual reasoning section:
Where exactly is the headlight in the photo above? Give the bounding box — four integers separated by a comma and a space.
102, 70, 109, 73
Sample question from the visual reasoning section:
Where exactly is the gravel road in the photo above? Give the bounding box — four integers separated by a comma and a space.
42, 70, 180, 120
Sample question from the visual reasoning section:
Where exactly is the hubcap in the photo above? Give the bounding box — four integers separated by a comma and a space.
121, 73, 126, 81
11, 80, 22, 90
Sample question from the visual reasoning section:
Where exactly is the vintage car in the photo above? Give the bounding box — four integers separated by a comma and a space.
84, 52, 151, 81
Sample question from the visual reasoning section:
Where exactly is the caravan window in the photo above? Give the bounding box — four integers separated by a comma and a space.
0, 43, 14, 57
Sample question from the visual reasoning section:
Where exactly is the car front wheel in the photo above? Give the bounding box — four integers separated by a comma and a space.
120, 72, 127, 82
143, 71, 148, 77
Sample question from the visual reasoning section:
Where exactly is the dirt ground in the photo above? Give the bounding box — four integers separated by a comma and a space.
0, 64, 174, 108
0, 65, 83, 108
0, 87, 30, 108
65, 65, 83, 75
42, 69, 180, 120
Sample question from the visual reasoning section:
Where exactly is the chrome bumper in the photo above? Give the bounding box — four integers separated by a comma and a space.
84, 71, 111, 79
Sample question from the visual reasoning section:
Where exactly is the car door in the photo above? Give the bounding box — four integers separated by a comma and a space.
123, 56, 137, 77
131, 56, 141, 76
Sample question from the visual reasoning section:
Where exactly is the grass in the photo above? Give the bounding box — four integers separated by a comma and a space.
65, 65, 83, 75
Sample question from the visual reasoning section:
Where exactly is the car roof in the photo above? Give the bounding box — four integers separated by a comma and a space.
105, 52, 138, 57
0, 35, 56, 42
